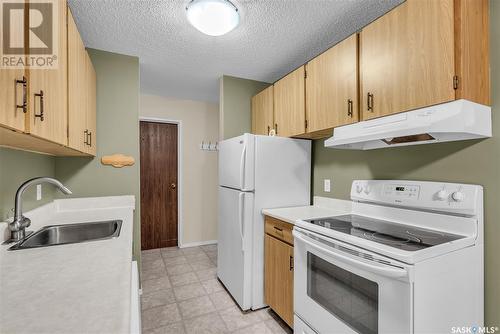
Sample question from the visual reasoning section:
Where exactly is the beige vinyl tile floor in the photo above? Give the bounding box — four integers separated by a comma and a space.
141, 245, 293, 334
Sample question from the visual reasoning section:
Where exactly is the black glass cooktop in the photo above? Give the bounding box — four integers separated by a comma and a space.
305, 214, 464, 251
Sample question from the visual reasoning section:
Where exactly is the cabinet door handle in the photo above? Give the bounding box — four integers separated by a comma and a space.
88, 131, 92, 147
367, 92, 374, 112
34, 90, 44, 121
347, 99, 353, 117
289, 255, 294, 271
267, 125, 270, 135
84, 130, 89, 145
16, 76, 27, 113
275, 123, 278, 135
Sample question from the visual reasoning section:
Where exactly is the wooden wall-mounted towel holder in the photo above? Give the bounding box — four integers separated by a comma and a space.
101, 154, 135, 168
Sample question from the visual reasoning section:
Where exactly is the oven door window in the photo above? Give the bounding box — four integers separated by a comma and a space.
307, 252, 378, 334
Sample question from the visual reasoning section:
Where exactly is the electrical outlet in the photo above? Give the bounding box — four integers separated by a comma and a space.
324, 179, 331, 193
36, 184, 42, 201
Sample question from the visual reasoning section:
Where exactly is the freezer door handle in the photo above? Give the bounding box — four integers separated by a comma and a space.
239, 144, 246, 190
239, 192, 245, 252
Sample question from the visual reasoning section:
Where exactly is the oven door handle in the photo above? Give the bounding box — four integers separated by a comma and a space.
293, 230, 408, 279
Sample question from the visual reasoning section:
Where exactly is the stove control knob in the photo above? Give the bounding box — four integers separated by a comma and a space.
356, 184, 363, 193
436, 190, 448, 201
451, 191, 465, 202
364, 186, 371, 194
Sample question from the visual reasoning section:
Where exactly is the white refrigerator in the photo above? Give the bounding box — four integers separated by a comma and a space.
217, 133, 311, 311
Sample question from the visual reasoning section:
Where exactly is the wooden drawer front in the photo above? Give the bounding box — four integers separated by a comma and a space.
265, 216, 294, 245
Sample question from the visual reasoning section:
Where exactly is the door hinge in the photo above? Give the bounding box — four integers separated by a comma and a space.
453, 75, 459, 90
305, 119, 308, 129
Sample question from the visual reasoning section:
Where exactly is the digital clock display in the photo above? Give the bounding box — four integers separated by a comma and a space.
396, 186, 405, 191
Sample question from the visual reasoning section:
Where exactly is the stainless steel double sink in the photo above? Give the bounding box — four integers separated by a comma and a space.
8, 220, 122, 251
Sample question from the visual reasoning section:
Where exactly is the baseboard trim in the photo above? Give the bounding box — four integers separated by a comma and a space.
179, 240, 218, 248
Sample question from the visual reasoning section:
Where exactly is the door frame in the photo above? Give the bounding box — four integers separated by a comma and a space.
139, 117, 184, 247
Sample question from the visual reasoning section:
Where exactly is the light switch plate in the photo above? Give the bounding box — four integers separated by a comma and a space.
36, 184, 42, 201
324, 179, 331, 193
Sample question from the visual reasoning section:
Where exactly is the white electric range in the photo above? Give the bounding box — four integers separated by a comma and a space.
293, 180, 483, 334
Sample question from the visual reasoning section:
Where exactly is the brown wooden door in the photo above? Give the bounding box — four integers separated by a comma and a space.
360, 0, 455, 120
140, 121, 178, 250
264, 234, 294, 327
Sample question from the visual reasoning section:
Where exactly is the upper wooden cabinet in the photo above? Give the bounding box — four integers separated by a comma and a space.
306, 34, 359, 138
251, 0, 489, 138
454, 0, 490, 105
0, 70, 27, 132
273, 66, 306, 137
0, 11, 27, 133
360, 0, 490, 121
68, 9, 97, 156
251, 86, 274, 136
68, 9, 88, 153
0, 1, 96, 156
27, 0, 68, 145
85, 53, 97, 156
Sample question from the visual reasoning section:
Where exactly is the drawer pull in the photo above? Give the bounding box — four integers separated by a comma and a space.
367, 92, 374, 112
273, 226, 283, 233
34, 90, 44, 121
16, 76, 27, 113
347, 99, 353, 117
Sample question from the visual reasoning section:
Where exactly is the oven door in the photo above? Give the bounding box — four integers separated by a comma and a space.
293, 227, 413, 334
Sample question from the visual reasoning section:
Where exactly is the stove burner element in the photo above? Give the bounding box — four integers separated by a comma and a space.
305, 214, 464, 252
406, 229, 445, 240
364, 232, 421, 245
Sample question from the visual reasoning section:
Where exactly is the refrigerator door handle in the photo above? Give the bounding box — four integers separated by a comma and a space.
239, 192, 245, 252
239, 144, 246, 190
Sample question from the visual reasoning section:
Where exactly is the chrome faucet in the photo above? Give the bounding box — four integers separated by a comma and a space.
8, 177, 72, 242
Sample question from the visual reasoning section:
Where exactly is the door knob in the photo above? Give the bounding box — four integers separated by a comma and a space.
171, 183, 176, 189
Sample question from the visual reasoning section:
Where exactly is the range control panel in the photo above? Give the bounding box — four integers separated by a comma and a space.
351, 180, 481, 216
383, 184, 420, 199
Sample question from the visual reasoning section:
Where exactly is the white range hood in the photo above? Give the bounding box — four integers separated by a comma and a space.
325, 99, 492, 150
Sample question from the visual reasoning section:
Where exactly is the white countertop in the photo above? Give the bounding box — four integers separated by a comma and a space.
0, 196, 135, 334
262, 196, 352, 225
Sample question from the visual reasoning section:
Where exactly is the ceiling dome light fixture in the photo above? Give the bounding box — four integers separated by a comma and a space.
186, 0, 240, 36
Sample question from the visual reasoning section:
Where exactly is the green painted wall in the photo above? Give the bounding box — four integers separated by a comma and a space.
0, 148, 56, 222
220, 75, 270, 139
313, 1, 500, 325
55, 49, 141, 263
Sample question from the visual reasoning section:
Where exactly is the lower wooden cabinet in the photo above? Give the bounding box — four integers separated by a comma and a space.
264, 216, 294, 328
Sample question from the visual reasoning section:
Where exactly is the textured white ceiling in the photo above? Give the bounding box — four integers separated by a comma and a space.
68, 0, 403, 102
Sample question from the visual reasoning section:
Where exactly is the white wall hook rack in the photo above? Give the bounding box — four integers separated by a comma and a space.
200, 140, 218, 152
